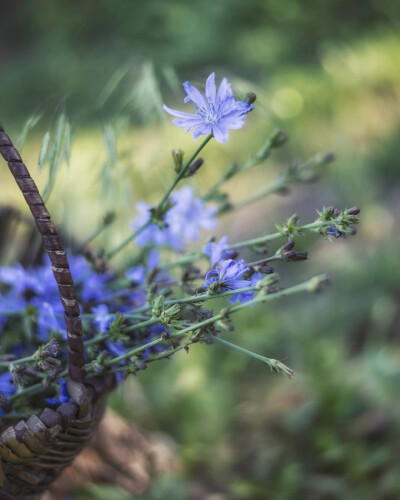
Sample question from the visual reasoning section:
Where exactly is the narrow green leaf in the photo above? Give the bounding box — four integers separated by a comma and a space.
96, 65, 129, 109
162, 65, 180, 96
43, 112, 68, 201
130, 61, 165, 124
103, 124, 118, 167
38, 131, 50, 169
63, 121, 71, 167
16, 114, 42, 150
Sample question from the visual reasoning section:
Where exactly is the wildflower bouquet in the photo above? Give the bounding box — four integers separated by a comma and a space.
0, 73, 359, 496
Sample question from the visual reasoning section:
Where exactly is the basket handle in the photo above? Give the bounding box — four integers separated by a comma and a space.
0, 125, 85, 383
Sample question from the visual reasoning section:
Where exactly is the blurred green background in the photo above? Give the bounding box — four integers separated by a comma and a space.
1, 1, 400, 498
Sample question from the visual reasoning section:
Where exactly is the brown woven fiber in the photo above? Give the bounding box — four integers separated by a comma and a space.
0, 126, 112, 499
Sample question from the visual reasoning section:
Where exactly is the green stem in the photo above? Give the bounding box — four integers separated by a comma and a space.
229, 221, 323, 250
225, 176, 286, 213
203, 130, 284, 201
122, 317, 160, 333
0, 355, 35, 368
211, 335, 295, 378
79, 213, 115, 249
103, 336, 164, 368
158, 133, 213, 209
8, 381, 57, 403
106, 220, 151, 260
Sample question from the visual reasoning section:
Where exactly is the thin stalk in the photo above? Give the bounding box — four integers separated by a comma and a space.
203, 130, 285, 201
211, 335, 295, 378
158, 133, 213, 209
78, 214, 115, 250
230, 221, 323, 250
225, 176, 286, 213
0, 355, 35, 368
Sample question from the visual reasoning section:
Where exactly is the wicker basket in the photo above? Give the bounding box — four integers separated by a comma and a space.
0, 126, 113, 499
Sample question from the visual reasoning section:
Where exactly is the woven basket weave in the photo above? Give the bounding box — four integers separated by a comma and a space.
0, 126, 113, 499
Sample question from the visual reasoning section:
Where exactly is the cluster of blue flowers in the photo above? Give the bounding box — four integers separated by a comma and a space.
0, 73, 359, 413
0, 254, 110, 340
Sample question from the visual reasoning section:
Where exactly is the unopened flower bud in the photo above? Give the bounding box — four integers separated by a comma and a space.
347, 207, 360, 215
273, 360, 295, 379
224, 162, 240, 180
324, 207, 336, 218
186, 158, 204, 177
282, 240, 295, 251
172, 149, 185, 173
152, 295, 165, 317
324, 152, 335, 163
270, 128, 288, 148
162, 329, 171, 340
223, 250, 239, 261
283, 251, 308, 261
257, 265, 274, 274
103, 211, 116, 226
256, 273, 280, 290
216, 320, 234, 332
307, 274, 331, 293
245, 92, 257, 105
294, 251, 308, 261
164, 304, 181, 320
37, 357, 62, 371
281, 250, 297, 260
135, 358, 147, 371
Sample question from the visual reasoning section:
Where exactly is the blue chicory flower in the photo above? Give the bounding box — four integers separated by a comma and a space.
92, 304, 115, 334
0, 292, 26, 333
0, 371, 15, 415
106, 339, 128, 385
167, 186, 217, 244
126, 249, 160, 285
204, 259, 254, 303
0, 372, 15, 399
326, 225, 342, 238
132, 187, 217, 250
31, 299, 65, 340
203, 236, 230, 266
132, 201, 182, 249
125, 266, 146, 285
0, 263, 44, 295
163, 73, 253, 143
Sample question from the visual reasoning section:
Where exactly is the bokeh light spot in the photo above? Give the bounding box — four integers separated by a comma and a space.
271, 88, 303, 119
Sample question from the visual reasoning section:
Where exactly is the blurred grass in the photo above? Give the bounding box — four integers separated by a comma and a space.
1, 2, 400, 498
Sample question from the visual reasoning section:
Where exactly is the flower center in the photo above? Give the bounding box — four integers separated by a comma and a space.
197, 102, 221, 125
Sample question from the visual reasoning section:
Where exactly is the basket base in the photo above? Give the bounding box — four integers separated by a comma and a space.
0, 378, 112, 499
